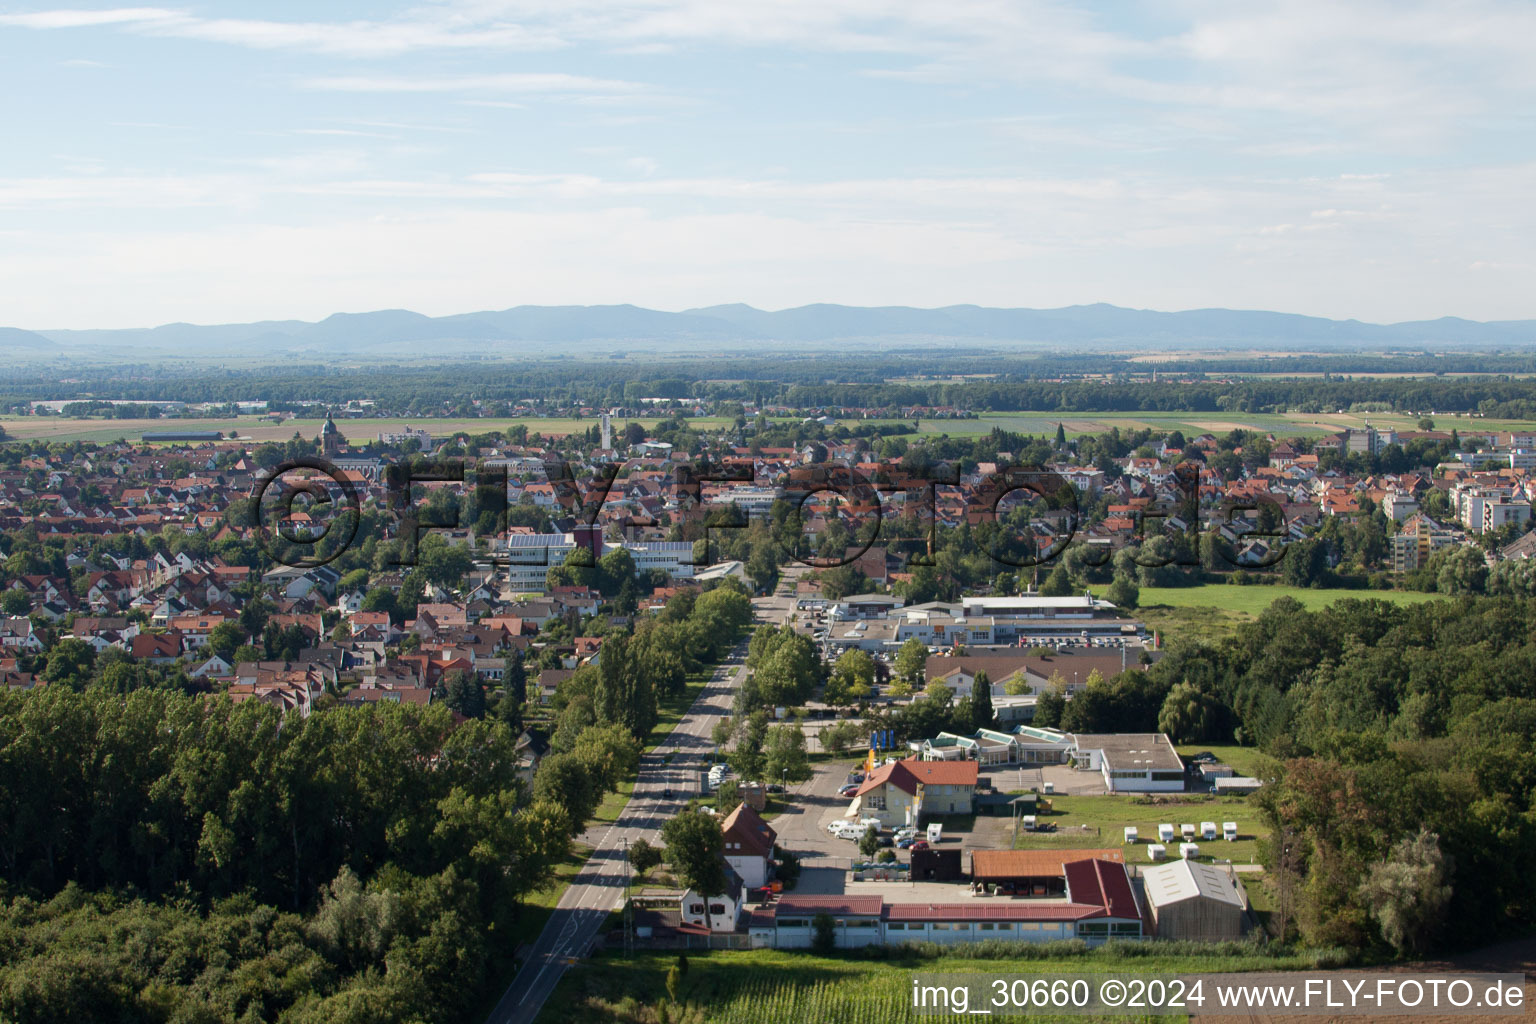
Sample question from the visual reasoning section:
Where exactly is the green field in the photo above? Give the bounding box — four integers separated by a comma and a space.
10, 405, 1536, 446
536, 944, 1337, 1023
1088, 582, 1448, 643
0, 414, 747, 445
1134, 584, 1445, 617
1014, 792, 1268, 867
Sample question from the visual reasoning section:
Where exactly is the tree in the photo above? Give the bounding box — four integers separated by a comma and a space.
572, 722, 642, 792
1039, 563, 1074, 596
820, 719, 862, 755
359, 587, 397, 621
416, 533, 472, 590
892, 637, 927, 697
499, 647, 527, 733
1055, 422, 1067, 446
811, 911, 836, 954
1003, 671, 1032, 696
660, 811, 726, 896
533, 753, 599, 830
443, 669, 486, 718
666, 964, 683, 1005
715, 778, 742, 814
41, 638, 96, 690
728, 711, 770, 780
1105, 573, 1139, 610
764, 723, 813, 784
628, 837, 662, 877
1157, 681, 1224, 743
207, 621, 246, 661
858, 824, 879, 859
0, 588, 29, 616
827, 648, 875, 706
970, 670, 994, 730
1359, 830, 1452, 955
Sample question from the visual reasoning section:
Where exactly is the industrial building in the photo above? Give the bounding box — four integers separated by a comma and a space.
1140, 858, 1249, 941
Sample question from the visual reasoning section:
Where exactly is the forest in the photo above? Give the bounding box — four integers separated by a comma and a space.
9, 352, 1536, 418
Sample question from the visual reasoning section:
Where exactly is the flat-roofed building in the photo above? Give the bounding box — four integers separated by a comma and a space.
1072, 733, 1185, 792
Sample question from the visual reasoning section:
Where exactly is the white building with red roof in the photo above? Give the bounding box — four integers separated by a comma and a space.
746, 857, 1141, 948
852, 756, 979, 828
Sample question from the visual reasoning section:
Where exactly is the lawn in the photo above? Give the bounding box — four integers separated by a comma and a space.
1134, 583, 1445, 618
1094, 582, 1447, 643
1014, 792, 1269, 867
535, 944, 1336, 1023
1172, 743, 1273, 779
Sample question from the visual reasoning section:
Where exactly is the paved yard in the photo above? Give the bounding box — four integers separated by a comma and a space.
991, 761, 1108, 796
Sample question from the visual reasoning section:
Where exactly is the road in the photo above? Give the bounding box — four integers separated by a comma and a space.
485, 568, 804, 1024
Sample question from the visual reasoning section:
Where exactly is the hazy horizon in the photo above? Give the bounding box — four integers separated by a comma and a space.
4, 1, 1536, 328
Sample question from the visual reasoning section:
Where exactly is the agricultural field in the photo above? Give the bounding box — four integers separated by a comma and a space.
10, 407, 1536, 446
0, 414, 748, 445
537, 944, 1334, 1023
1013, 792, 1268, 867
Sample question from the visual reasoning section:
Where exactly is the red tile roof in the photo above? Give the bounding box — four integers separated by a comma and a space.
970, 849, 1123, 879
856, 756, 979, 798
1063, 857, 1140, 921
770, 895, 884, 917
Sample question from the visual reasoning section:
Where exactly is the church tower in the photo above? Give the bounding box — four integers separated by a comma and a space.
321, 410, 345, 456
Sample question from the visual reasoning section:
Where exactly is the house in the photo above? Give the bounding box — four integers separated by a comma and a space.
131, 631, 184, 664
720, 803, 777, 889
0, 617, 44, 652
1141, 858, 1249, 941
679, 865, 746, 934
852, 756, 978, 827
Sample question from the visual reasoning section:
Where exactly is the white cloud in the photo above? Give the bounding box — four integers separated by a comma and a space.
304, 72, 649, 94
0, 7, 176, 29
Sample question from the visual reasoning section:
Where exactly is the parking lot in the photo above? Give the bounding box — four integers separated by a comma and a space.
772, 757, 1021, 868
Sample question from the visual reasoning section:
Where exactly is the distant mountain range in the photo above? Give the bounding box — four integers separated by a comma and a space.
12, 302, 1536, 357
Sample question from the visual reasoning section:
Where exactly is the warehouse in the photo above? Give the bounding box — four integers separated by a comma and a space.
1140, 858, 1249, 941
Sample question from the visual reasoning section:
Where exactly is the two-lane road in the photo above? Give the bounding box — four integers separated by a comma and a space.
486, 570, 804, 1024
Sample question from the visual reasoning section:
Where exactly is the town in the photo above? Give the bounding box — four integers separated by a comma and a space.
4, 378, 1535, 1020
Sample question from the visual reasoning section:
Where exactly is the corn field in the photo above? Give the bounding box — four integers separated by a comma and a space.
709, 975, 920, 1024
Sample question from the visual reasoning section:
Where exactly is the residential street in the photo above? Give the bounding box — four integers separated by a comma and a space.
484, 569, 803, 1024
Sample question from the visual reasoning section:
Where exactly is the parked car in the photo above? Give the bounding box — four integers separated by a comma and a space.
895, 837, 916, 849
878, 836, 894, 847
837, 783, 859, 797
662, 787, 673, 799
909, 840, 930, 851
766, 783, 784, 793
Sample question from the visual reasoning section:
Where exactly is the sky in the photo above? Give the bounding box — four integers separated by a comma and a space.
2, 1, 1536, 329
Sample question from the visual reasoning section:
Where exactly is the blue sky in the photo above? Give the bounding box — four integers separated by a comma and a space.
2, 1, 1535, 328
